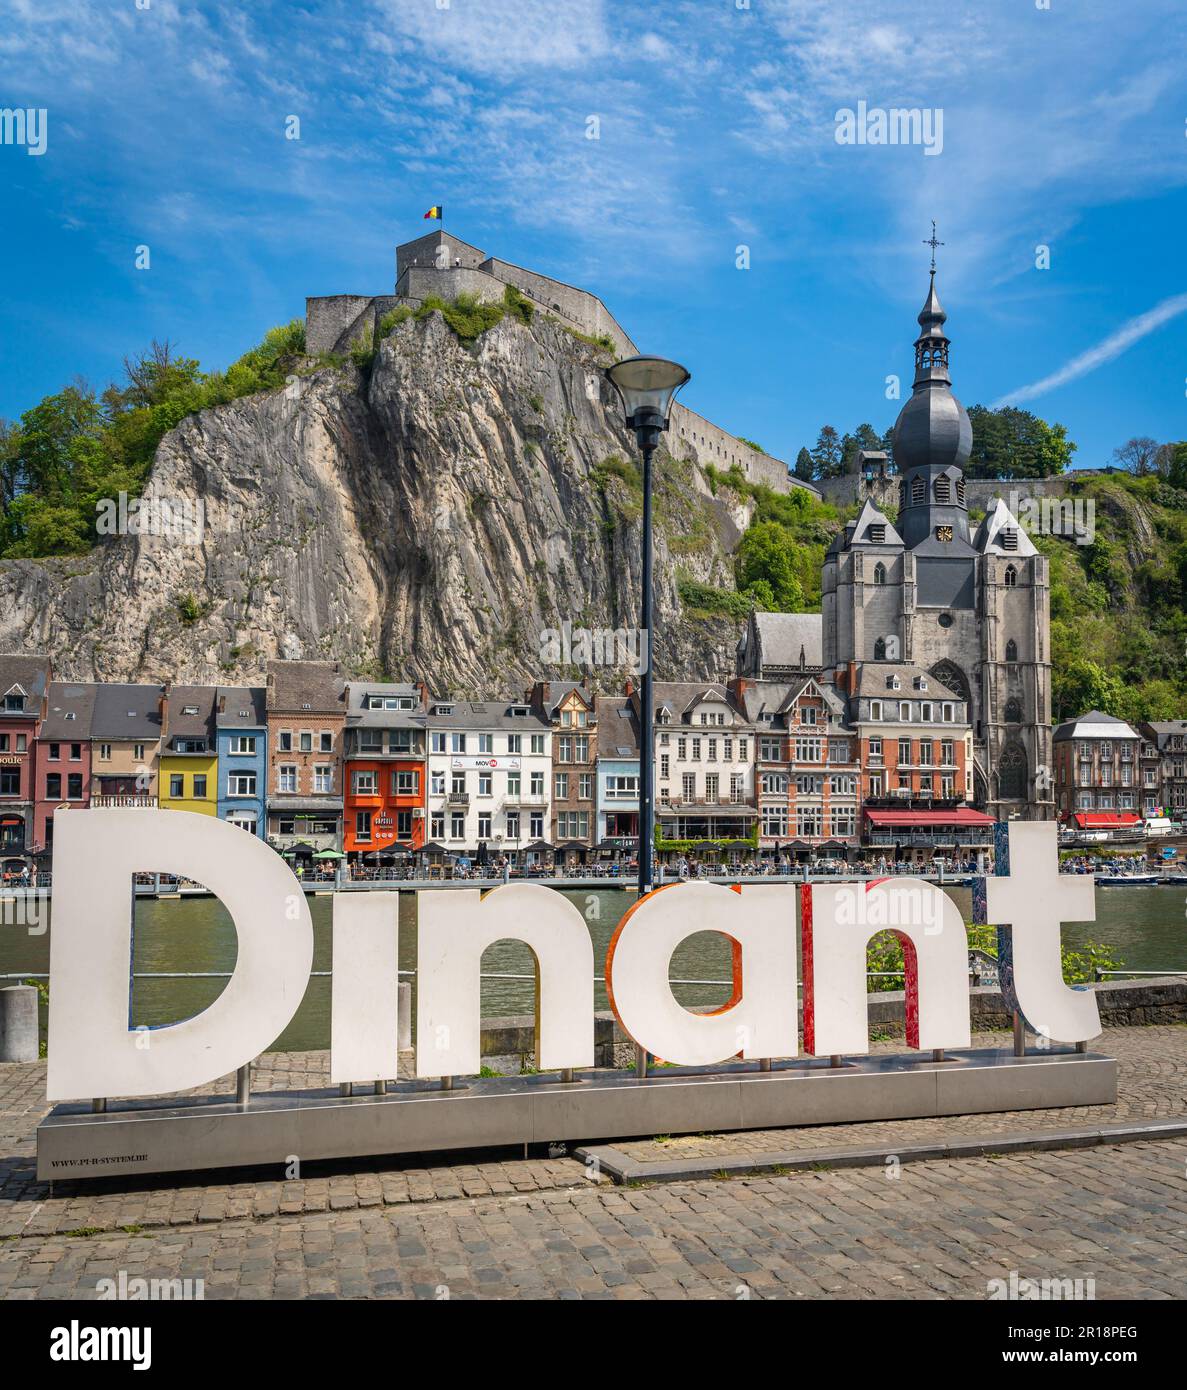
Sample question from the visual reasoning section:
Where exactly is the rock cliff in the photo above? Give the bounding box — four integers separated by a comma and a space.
0, 311, 756, 693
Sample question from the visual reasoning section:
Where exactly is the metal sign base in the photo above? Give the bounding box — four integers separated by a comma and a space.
37, 1048, 1117, 1183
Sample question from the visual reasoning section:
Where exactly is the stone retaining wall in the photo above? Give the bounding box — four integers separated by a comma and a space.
477, 977, 1187, 1071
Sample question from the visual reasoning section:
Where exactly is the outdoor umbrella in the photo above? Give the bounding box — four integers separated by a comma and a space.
476, 840, 490, 866
314, 849, 344, 860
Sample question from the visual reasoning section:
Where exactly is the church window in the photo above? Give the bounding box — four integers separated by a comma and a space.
873, 562, 886, 585
998, 741, 1028, 800
1005, 639, 1018, 663
934, 474, 951, 503
929, 661, 971, 705
911, 475, 925, 505
1004, 565, 1017, 587
874, 638, 886, 660
1005, 697, 1022, 723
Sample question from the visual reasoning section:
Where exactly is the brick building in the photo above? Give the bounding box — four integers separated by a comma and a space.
0, 654, 51, 867
1054, 710, 1142, 831
265, 660, 347, 857
32, 681, 96, 856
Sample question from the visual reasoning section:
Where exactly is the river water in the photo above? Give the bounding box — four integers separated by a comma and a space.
2, 884, 1184, 1052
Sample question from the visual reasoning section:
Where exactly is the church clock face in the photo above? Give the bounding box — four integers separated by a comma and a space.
935, 524, 953, 543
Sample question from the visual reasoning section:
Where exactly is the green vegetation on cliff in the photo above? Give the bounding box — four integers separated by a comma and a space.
0, 323, 305, 558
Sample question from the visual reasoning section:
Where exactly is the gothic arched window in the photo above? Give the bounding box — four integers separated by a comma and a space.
1004, 697, 1022, 723
873, 562, 886, 586
929, 661, 971, 705
874, 637, 887, 661
1004, 565, 1017, 588
998, 741, 1028, 800
1005, 639, 1018, 663
934, 474, 951, 504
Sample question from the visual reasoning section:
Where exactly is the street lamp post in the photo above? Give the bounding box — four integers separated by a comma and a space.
604, 355, 691, 896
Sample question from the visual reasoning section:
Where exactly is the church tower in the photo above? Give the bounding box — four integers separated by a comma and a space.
821, 234, 1053, 822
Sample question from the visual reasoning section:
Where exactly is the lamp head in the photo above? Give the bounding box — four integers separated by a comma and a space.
605, 355, 691, 450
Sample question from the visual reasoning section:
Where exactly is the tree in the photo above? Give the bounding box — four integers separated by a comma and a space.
734, 520, 805, 611
1111, 437, 1161, 476
966, 405, 1076, 479
1163, 442, 1187, 491
810, 425, 843, 479
840, 422, 881, 473
793, 447, 814, 482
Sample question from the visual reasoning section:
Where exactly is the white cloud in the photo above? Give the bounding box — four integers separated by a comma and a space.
995, 292, 1187, 406
372, 0, 609, 75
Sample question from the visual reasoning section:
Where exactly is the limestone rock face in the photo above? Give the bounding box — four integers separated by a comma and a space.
0, 312, 752, 692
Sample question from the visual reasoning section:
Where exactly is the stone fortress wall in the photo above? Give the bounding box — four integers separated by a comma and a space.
306, 232, 816, 497
818, 470, 1118, 513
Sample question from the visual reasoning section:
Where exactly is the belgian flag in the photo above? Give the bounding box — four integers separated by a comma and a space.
423, 205, 443, 220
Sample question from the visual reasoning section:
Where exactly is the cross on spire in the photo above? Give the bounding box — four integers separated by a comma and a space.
924, 220, 944, 274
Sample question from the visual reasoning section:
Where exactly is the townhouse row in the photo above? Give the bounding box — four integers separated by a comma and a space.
0, 651, 991, 869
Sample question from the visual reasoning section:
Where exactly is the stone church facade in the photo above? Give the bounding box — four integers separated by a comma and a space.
821, 271, 1054, 822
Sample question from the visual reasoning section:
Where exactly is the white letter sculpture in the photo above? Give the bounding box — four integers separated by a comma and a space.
985, 821, 1100, 1043
331, 892, 401, 1084
47, 809, 313, 1101
802, 879, 971, 1055
416, 882, 594, 1077
605, 882, 798, 1066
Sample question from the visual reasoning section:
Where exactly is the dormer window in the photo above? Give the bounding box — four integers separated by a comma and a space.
182, 705, 198, 716
915, 677, 927, 691
934, 475, 951, 504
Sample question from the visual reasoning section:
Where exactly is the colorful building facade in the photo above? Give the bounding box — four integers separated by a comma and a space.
215, 686, 267, 837
158, 686, 219, 816
343, 682, 427, 859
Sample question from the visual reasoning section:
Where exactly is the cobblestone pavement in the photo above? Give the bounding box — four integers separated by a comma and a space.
1, 1139, 1185, 1299
2, 1027, 1185, 1238
2, 1025, 1186, 1298
613, 1025, 1187, 1163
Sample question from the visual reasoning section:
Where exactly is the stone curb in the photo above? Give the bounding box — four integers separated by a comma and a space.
575, 1117, 1187, 1186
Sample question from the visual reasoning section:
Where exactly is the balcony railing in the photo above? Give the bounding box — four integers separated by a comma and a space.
91, 794, 158, 808
445, 792, 470, 808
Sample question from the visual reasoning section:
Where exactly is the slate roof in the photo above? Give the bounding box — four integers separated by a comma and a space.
163, 686, 218, 751
215, 687, 267, 730
90, 683, 165, 740
266, 661, 346, 715
425, 699, 550, 732
0, 654, 51, 715
748, 613, 823, 671
1054, 711, 1140, 742
593, 696, 639, 758
40, 682, 97, 740
853, 663, 960, 703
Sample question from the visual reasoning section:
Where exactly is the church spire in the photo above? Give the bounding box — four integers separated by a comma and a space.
913, 224, 951, 387
890, 224, 974, 550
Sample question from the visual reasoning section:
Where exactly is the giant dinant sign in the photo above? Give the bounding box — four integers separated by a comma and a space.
38, 811, 1114, 1180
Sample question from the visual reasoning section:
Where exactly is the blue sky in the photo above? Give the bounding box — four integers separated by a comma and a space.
2, 0, 1186, 469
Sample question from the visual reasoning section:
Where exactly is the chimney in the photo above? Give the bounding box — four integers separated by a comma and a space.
624, 676, 634, 697
159, 681, 170, 737
846, 660, 857, 695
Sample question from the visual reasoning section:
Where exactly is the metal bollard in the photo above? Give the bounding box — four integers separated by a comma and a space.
397, 981, 412, 1052
236, 1063, 251, 1107
0, 984, 38, 1063
635, 1044, 649, 1079
374, 1080, 387, 1096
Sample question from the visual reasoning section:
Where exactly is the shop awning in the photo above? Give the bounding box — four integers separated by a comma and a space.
865, 808, 996, 828
1070, 812, 1142, 830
